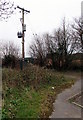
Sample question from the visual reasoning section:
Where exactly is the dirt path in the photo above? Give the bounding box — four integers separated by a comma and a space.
49, 73, 82, 118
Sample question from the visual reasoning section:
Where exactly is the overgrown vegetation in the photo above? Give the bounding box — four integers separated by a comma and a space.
2, 64, 76, 119
29, 17, 83, 70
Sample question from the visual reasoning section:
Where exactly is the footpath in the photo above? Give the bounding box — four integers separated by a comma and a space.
49, 73, 82, 118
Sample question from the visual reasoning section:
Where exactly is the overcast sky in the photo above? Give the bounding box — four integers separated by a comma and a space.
0, 0, 82, 57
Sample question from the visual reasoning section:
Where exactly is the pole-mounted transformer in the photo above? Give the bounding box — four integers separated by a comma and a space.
17, 32, 23, 38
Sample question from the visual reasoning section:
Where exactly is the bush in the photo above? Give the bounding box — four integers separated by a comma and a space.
2, 55, 16, 68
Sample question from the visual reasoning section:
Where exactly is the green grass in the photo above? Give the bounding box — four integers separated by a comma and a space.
2, 64, 76, 119
2, 87, 41, 118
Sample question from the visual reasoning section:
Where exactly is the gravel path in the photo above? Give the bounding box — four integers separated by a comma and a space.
49, 74, 82, 118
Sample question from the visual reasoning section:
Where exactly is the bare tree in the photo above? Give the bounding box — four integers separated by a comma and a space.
0, 0, 15, 20
29, 18, 81, 70
1, 41, 20, 58
29, 35, 46, 66
41, 18, 76, 69
42, 33, 56, 68
52, 18, 76, 69
1, 41, 21, 68
72, 17, 83, 52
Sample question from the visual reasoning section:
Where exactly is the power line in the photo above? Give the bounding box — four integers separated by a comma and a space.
25, 16, 38, 37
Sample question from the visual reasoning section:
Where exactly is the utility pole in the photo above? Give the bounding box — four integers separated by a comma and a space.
17, 6, 30, 60
22, 9, 24, 59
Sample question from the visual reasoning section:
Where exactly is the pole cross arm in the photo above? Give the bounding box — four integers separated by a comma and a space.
17, 6, 30, 13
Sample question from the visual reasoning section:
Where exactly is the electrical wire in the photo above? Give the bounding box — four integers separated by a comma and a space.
25, 15, 38, 38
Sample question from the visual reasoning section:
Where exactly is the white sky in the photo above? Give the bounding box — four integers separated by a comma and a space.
0, 0, 82, 57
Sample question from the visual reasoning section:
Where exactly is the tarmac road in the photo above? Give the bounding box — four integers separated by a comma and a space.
49, 74, 82, 118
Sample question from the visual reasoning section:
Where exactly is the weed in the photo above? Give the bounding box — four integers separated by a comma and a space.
2, 65, 76, 118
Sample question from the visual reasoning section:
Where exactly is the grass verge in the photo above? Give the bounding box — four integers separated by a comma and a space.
2, 64, 76, 119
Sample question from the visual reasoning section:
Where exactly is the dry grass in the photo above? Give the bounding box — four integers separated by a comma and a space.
2, 64, 76, 119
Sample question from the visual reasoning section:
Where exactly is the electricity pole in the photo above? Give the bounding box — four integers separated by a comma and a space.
17, 6, 30, 60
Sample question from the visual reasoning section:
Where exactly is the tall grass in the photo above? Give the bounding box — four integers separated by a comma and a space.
2, 64, 75, 118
